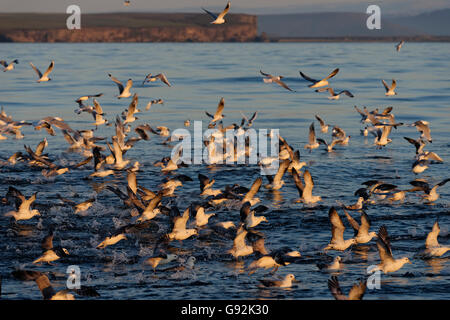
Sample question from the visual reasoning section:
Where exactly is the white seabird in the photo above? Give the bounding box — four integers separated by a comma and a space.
0, 59, 19, 71
381, 79, 397, 96
109, 73, 132, 99
30, 60, 54, 82
324, 207, 357, 251
202, 1, 231, 24
374, 225, 411, 273
299, 68, 339, 88
260, 70, 294, 92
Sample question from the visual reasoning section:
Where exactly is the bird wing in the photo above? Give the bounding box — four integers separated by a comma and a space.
339, 90, 354, 97
109, 74, 124, 94
329, 207, 345, 243
299, 71, 317, 83
317, 138, 328, 147
377, 226, 394, 263
330, 139, 345, 148
343, 208, 360, 233
243, 177, 262, 203
391, 79, 397, 90
380, 125, 392, 142
381, 106, 393, 115
214, 97, 225, 119
279, 135, 294, 160
127, 171, 137, 194
315, 115, 325, 127
359, 211, 372, 236
19, 192, 37, 211
124, 79, 133, 92
144, 194, 162, 213
260, 70, 271, 77
437, 178, 450, 187
273, 159, 290, 185
404, 137, 420, 152
127, 94, 138, 117
0, 60, 8, 67
409, 180, 430, 193
41, 230, 54, 250
248, 111, 258, 124
173, 207, 190, 232
308, 122, 316, 144
35, 274, 56, 300
425, 220, 440, 248
217, 1, 231, 19
35, 138, 47, 156
202, 7, 218, 19
291, 168, 304, 197
302, 170, 314, 199
348, 281, 366, 300
93, 99, 103, 115
424, 152, 443, 162
198, 173, 211, 192
273, 78, 294, 92
29, 62, 43, 79
233, 227, 248, 250
42, 61, 54, 78
323, 68, 339, 80
240, 202, 251, 222
381, 79, 390, 92
415, 121, 432, 142
328, 276, 346, 300
155, 73, 171, 87
112, 138, 124, 163
354, 105, 367, 117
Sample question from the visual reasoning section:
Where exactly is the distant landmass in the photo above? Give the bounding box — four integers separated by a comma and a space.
258, 9, 450, 39
0, 13, 258, 42
0, 9, 449, 42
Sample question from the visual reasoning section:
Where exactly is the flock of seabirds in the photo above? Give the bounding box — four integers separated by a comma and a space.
0, 2, 449, 301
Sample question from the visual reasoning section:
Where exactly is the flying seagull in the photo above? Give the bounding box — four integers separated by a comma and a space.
304, 122, 320, 152
0, 59, 19, 72
409, 178, 450, 203
108, 73, 132, 99
299, 68, 339, 88
202, 1, 231, 24
205, 97, 225, 124
323, 207, 357, 251
260, 70, 294, 92
374, 225, 411, 273
381, 79, 397, 96
396, 40, 404, 52
30, 60, 54, 82
411, 120, 432, 143
315, 115, 329, 133
142, 73, 171, 87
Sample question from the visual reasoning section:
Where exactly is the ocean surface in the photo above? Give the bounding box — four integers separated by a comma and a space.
0, 42, 449, 300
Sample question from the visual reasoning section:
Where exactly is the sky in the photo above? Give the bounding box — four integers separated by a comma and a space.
1, 0, 449, 15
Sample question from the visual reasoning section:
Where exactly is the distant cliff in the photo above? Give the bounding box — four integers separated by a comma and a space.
0, 13, 258, 42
